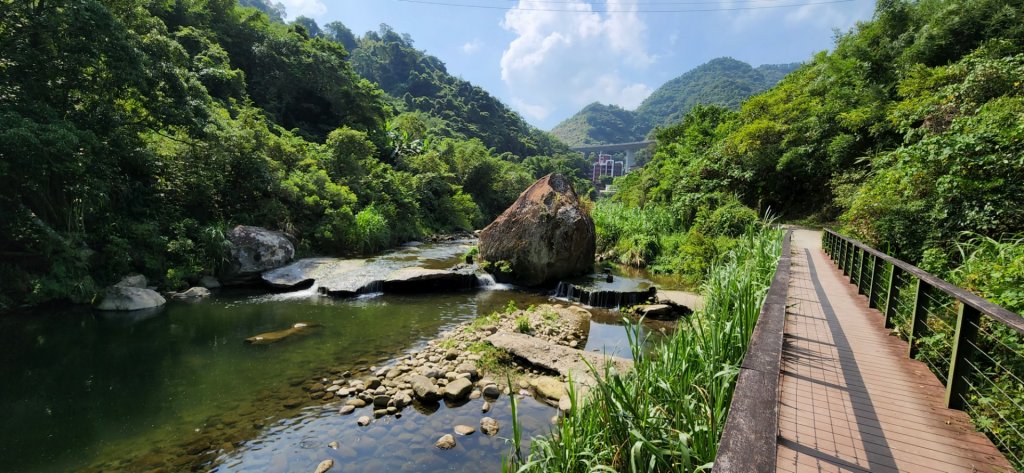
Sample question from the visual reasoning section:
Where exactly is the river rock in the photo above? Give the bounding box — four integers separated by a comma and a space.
172, 286, 211, 299
486, 332, 632, 389
373, 395, 391, 408
478, 173, 595, 286
339, 405, 355, 415
444, 378, 473, 401
393, 391, 413, 409
314, 459, 333, 473
221, 225, 295, 285
482, 384, 501, 398
357, 416, 371, 426
454, 425, 475, 436
381, 267, 479, 293
115, 274, 147, 288
633, 303, 678, 319
481, 401, 491, 413
480, 417, 500, 436
410, 375, 441, 402
455, 362, 478, 379
198, 275, 221, 289
533, 376, 567, 401
435, 434, 456, 450
96, 285, 166, 311
261, 257, 335, 289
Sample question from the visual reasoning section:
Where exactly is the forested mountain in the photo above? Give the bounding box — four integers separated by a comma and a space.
0, 0, 584, 310
551, 58, 799, 146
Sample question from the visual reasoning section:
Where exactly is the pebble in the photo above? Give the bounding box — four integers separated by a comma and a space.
326, 385, 340, 392
339, 405, 355, 415
357, 416, 371, 426
435, 434, 456, 450
328, 441, 339, 449
480, 417, 500, 436
454, 425, 476, 436
481, 401, 491, 413
314, 459, 334, 473
346, 399, 366, 408
482, 384, 501, 398
373, 409, 388, 418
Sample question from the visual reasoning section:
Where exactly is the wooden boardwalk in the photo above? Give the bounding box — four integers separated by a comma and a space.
776, 229, 1015, 473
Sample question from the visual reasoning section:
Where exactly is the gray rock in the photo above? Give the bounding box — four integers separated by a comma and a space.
455, 362, 478, 379
96, 286, 166, 311
558, 395, 572, 411
393, 391, 413, 409
172, 286, 211, 299
198, 275, 221, 289
480, 417, 500, 436
381, 267, 479, 293
339, 405, 355, 415
261, 257, 335, 289
478, 174, 595, 286
115, 274, 147, 288
365, 378, 381, 390
357, 416, 371, 426
222, 225, 295, 285
373, 409, 388, 418
454, 425, 475, 436
373, 395, 391, 408
634, 304, 677, 319
482, 384, 501, 398
444, 378, 473, 401
346, 399, 367, 408
485, 332, 632, 389
409, 375, 441, 402
435, 434, 456, 450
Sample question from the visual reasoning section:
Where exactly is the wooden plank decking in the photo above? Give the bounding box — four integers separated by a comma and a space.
776, 229, 1014, 473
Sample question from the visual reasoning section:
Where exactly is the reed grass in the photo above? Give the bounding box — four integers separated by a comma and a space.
506, 223, 783, 472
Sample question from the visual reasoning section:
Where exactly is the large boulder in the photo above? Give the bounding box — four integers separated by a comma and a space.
222, 225, 295, 285
478, 174, 595, 286
96, 286, 166, 311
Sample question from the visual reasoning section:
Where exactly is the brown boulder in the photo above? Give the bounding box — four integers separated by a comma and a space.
478, 174, 595, 286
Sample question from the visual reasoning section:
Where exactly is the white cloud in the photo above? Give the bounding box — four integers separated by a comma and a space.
500, 0, 655, 125
462, 39, 484, 55
278, 0, 326, 20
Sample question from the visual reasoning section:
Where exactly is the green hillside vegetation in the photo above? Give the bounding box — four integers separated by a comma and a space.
550, 57, 799, 146
0, 0, 585, 311
582, 0, 1024, 467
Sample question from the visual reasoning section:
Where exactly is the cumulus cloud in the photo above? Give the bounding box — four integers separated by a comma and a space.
278, 0, 326, 20
500, 0, 655, 125
462, 39, 483, 55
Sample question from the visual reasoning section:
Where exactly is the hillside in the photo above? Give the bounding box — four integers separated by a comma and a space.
551, 58, 799, 146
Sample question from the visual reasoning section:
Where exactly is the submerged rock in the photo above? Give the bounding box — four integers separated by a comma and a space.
222, 225, 295, 285
478, 173, 595, 286
96, 285, 166, 311
480, 417, 500, 436
454, 425, 476, 436
244, 322, 321, 345
171, 286, 211, 300
435, 434, 456, 450
314, 459, 334, 473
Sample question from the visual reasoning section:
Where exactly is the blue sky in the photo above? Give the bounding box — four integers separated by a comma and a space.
276, 0, 876, 130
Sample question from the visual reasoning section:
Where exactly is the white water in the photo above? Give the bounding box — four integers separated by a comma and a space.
476, 273, 514, 291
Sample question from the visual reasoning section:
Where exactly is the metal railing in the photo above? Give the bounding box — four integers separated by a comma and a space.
713, 230, 792, 472
823, 229, 1024, 469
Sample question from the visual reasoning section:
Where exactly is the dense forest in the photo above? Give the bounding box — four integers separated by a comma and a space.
551, 58, 799, 146
0, 0, 590, 311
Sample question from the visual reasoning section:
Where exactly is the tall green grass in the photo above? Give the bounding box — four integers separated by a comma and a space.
507, 223, 783, 472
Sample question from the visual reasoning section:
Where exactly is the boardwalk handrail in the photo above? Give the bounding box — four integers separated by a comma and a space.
712, 229, 792, 473
823, 229, 1024, 469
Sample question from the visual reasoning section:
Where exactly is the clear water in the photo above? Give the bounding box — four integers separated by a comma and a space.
0, 242, 661, 473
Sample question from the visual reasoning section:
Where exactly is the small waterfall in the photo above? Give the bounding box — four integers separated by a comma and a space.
358, 280, 384, 295
553, 280, 656, 309
477, 273, 513, 291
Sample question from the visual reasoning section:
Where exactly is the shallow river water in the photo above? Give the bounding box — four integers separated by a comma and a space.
0, 243, 670, 473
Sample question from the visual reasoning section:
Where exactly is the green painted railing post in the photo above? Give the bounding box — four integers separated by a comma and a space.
908, 279, 931, 358
867, 254, 883, 309
839, 239, 848, 273
884, 265, 902, 329
945, 303, 981, 410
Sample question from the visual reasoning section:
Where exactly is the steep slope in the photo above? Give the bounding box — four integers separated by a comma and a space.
551, 58, 799, 146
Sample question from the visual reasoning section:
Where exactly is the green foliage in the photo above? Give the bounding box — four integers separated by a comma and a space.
514, 315, 532, 334
510, 224, 783, 471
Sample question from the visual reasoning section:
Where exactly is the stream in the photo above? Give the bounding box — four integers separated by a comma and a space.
0, 241, 677, 472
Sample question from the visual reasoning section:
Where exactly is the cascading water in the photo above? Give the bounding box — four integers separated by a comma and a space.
554, 274, 658, 309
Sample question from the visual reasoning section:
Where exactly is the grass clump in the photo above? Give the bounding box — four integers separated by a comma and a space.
514, 315, 532, 334
506, 222, 783, 472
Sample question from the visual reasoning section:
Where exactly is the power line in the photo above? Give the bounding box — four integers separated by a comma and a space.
396, 0, 857, 13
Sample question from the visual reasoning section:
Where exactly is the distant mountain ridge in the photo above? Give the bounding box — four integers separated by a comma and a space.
551, 58, 800, 146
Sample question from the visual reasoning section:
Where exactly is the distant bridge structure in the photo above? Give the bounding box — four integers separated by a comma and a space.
570, 140, 655, 187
